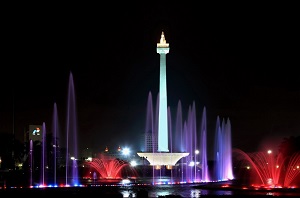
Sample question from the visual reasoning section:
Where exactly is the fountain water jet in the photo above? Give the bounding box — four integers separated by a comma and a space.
141, 92, 234, 184
65, 72, 79, 186
51, 102, 60, 186
200, 107, 209, 182
233, 148, 300, 188
85, 154, 138, 183
40, 122, 47, 186
29, 139, 33, 187
213, 117, 234, 182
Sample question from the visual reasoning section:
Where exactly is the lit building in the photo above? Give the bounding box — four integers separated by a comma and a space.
24, 125, 43, 144
144, 132, 157, 152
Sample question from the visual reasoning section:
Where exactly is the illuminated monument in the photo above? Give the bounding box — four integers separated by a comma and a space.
137, 32, 189, 166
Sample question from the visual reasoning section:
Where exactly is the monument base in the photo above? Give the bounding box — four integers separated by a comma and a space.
137, 152, 189, 166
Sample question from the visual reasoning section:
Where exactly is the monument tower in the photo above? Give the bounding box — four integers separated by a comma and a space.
157, 31, 169, 152
137, 32, 189, 166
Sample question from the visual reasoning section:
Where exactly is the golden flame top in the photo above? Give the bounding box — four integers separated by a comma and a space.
157, 31, 169, 47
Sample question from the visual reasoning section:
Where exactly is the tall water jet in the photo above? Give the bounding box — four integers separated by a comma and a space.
51, 102, 60, 186
40, 122, 47, 186
174, 100, 183, 152
214, 117, 234, 181
183, 102, 198, 182
144, 91, 155, 152
224, 118, 233, 180
200, 107, 209, 182
168, 106, 173, 153
174, 100, 184, 182
65, 72, 79, 186
29, 139, 33, 187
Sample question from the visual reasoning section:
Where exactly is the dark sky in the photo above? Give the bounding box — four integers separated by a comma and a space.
1, 3, 300, 156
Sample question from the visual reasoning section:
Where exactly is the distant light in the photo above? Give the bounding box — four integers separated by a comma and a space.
267, 150, 272, 154
195, 150, 199, 155
86, 157, 92, 161
130, 160, 137, 167
118, 146, 122, 152
122, 147, 130, 156
121, 179, 131, 185
189, 161, 195, 167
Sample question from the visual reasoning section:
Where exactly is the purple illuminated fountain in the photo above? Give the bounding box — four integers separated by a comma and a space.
65, 72, 79, 186
142, 91, 234, 184
40, 122, 47, 186
29, 139, 33, 186
28, 73, 80, 187
200, 107, 209, 182
51, 102, 60, 186
214, 116, 234, 182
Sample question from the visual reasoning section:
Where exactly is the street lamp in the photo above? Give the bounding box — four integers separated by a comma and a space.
122, 147, 130, 162
122, 147, 130, 156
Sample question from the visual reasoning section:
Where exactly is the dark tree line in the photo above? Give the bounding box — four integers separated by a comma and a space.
0, 133, 24, 170
278, 135, 300, 157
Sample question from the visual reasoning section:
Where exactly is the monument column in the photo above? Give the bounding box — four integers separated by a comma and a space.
157, 32, 169, 152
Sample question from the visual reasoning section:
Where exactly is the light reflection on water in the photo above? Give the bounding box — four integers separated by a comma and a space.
118, 184, 300, 198
119, 184, 234, 197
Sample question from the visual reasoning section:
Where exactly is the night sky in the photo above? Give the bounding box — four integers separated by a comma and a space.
1, 3, 300, 157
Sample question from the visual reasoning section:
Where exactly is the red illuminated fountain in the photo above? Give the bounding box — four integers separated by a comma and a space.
84, 154, 138, 184
233, 148, 300, 189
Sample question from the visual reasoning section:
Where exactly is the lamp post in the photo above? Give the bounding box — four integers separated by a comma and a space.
122, 147, 130, 161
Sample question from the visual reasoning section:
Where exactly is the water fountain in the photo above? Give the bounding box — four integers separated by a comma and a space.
84, 154, 138, 184
29, 139, 33, 187
233, 148, 300, 188
51, 102, 60, 186
140, 91, 234, 184
213, 116, 234, 182
65, 72, 79, 186
40, 122, 47, 186
27, 73, 82, 188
